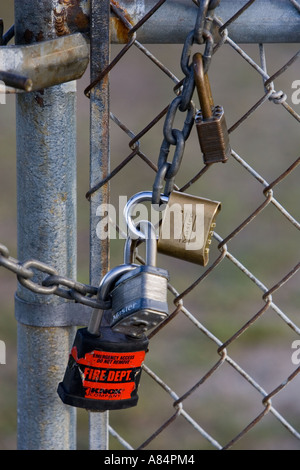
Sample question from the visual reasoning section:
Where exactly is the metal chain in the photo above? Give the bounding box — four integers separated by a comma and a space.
0, 0, 221, 307
151, 0, 220, 204
0, 243, 111, 310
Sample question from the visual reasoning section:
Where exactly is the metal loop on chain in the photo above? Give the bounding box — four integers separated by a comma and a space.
152, 162, 170, 206
180, 28, 213, 106
194, 0, 220, 45
179, 30, 213, 112
179, 69, 196, 112
157, 138, 170, 170
70, 289, 112, 310
17, 260, 59, 295
164, 130, 185, 179
151, 0, 218, 211
181, 30, 195, 77
0, 243, 9, 258
42, 275, 90, 300
201, 30, 214, 73
194, 0, 210, 44
0, 242, 113, 311
42, 274, 112, 309
163, 96, 195, 145
0, 249, 34, 280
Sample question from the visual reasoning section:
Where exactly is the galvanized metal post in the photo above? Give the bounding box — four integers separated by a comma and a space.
14, 0, 77, 449
88, 0, 111, 450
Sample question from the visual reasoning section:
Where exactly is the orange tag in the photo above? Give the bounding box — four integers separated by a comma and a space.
71, 347, 145, 401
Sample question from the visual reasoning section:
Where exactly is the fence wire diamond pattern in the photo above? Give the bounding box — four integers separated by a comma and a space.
86, 0, 300, 450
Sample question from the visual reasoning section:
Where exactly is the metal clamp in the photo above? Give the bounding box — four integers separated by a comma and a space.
0, 33, 89, 92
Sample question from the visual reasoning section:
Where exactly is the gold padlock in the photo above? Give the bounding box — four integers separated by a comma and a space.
157, 191, 221, 266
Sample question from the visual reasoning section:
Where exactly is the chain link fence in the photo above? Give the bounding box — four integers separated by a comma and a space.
0, 0, 299, 450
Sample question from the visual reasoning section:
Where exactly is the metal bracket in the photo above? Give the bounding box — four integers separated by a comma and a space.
1, 0, 299, 93
0, 33, 89, 92
15, 294, 92, 327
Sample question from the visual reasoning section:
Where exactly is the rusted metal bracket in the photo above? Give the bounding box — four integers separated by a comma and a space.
0, 32, 89, 92
1, 0, 299, 93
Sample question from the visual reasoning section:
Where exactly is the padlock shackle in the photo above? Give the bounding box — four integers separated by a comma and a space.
193, 52, 213, 120
140, 220, 157, 267
124, 191, 168, 241
87, 264, 136, 335
98, 264, 137, 301
124, 220, 157, 267
124, 236, 138, 265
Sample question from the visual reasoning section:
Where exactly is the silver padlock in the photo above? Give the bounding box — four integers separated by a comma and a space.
110, 221, 169, 338
87, 263, 137, 336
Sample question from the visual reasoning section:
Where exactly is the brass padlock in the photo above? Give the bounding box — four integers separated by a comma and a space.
124, 191, 220, 267
193, 52, 231, 165
157, 190, 221, 266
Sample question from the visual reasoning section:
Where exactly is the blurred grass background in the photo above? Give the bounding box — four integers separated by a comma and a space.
0, 2, 299, 450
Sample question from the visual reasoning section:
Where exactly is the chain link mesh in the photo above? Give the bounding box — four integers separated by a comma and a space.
84, 0, 299, 450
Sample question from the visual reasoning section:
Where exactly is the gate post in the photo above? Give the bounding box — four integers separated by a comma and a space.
88, 0, 111, 450
14, 0, 77, 449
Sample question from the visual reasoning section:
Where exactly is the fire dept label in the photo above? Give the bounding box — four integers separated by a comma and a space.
71, 347, 145, 400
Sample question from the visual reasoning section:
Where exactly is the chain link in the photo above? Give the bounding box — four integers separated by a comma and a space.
0, 0, 221, 306
151, 0, 219, 204
0, 243, 111, 310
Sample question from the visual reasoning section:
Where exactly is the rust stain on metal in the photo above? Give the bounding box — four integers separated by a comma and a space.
110, 0, 134, 43
73, 11, 89, 31
111, 17, 129, 43
24, 28, 45, 43
24, 29, 34, 44
36, 31, 44, 42
35, 91, 45, 108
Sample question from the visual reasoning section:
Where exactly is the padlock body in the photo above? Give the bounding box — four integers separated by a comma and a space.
110, 265, 169, 337
157, 191, 221, 266
57, 327, 148, 411
195, 106, 231, 164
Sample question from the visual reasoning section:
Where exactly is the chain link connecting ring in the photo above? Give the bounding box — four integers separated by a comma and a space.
152, 0, 220, 204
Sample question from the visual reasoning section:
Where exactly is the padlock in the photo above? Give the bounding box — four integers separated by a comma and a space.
193, 52, 231, 165
124, 191, 221, 267
57, 221, 169, 411
109, 220, 169, 338
57, 326, 148, 411
157, 190, 221, 266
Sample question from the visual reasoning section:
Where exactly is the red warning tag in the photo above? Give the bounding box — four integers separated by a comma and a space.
71, 347, 146, 401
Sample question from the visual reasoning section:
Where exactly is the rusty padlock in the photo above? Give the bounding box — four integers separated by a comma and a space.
193, 52, 231, 165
